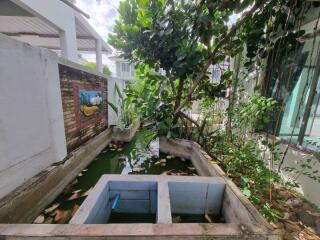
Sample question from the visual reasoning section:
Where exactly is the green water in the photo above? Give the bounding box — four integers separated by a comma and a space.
40, 129, 195, 224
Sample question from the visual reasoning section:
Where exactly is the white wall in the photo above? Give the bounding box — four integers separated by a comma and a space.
260, 138, 320, 207
0, 34, 67, 199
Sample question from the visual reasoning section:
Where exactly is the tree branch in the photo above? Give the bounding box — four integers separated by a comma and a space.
173, 0, 270, 116
178, 111, 200, 128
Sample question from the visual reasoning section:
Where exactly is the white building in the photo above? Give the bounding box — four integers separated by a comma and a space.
0, 0, 112, 72
107, 55, 135, 126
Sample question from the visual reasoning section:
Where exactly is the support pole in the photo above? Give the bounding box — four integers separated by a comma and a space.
96, 39, 103, 73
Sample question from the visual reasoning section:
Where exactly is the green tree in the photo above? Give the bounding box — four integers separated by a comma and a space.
109, 0, 310, 136
84, 62, 112, 76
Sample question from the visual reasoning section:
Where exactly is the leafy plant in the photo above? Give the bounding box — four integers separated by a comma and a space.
109, 82, 137, 129
206, 94, 285, 221
123, 64, 179, 137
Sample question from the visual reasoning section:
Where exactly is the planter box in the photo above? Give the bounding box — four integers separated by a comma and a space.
111, 120, 140, 143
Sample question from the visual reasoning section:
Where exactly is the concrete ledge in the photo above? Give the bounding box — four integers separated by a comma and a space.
0, 223, 279, 239
111, 120, 141, 142
0, 124, 139, 223
159, 137, 274, 233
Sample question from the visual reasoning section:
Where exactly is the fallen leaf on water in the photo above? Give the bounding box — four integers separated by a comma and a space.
81, 188, 92, 197
54, 209, 72, 224
172, 216, 181, 223
44, 217, 53, 224
154, 159, 166, 166
44, 203, 60, 214
33, 215, 45, 224
205, 214, 213, 223
133, 167, 145, 172
68, 192, 81, 201
188, 166, 196, 171
71, 204, 80, 217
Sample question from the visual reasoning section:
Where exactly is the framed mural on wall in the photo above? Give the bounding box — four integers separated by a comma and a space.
72, 83, 105, 129
79, 90, 103, 120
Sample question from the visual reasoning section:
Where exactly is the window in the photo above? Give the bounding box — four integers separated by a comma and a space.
121, 62, 130, 73
212, 68, 222, 84
266, 36, 320, 151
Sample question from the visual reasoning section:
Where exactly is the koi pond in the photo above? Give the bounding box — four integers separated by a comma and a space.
35, 129, 197, 224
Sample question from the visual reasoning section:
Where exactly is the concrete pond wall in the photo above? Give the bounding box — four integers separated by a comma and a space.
0, 121, 140, 223
159, 137, 274, 227
0, 133, 279, 239
70, 175, 226, 224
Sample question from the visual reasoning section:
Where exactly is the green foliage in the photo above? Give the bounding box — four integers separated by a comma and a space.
107, 101, 119, 115
109, 82, 137, 129
124, 64, 179, 137
206, 94, 284, 221
236, 94, 278, 133
83, 62, 112, 76
260, 203, 282, 222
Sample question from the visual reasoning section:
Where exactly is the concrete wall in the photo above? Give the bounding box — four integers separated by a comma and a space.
0, 34, 67, 199
260, 138, 320, 207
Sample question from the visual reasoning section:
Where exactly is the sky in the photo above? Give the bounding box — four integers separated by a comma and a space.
75, 0, 121, 74
74, 0, 239, 75
76, 0, 120, 39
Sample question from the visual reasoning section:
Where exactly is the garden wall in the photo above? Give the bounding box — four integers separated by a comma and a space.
0, 34, 110, 204
0, 34, 67, 200
58, 60, 108, 152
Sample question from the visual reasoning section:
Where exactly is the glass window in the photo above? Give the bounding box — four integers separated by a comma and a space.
266, 36, 320, 151
212, 68, 222, 82
121, 63, 130, 72
302, 76, 320, 151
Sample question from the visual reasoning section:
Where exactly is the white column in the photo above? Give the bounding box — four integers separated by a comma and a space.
96, 39, 103, 73
59, 27, 78, 62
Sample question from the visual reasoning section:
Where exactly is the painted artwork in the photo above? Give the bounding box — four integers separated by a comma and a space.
79, 90, 103, 120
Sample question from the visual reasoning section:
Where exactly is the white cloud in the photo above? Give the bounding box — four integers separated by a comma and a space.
75, 0, 121, 39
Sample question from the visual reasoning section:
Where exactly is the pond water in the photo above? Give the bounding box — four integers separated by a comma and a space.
36, 129, 196, 224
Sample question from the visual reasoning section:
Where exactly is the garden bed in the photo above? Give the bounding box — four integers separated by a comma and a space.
160, 137, 320, 239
